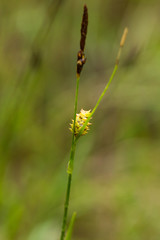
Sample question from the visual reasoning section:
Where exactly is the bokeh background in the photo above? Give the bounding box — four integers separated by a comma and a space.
0, 0, 160, 239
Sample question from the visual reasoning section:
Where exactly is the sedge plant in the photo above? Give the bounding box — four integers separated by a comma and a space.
60, 5, 128, 240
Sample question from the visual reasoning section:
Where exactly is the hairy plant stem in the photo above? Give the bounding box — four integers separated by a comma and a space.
60, 76, 80, 240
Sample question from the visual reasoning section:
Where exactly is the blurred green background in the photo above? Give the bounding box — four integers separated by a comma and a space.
0, 0, 160, 239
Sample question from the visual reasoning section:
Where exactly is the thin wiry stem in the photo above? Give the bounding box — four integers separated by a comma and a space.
60, 5, 89, 239
76, 64, 118, 141
60, 173, 72, 240
60, 76, 80, 240
67, 76, 80, 174
60, 27, 128, 240
76, 27, 128, 140
60, 59, 118, 240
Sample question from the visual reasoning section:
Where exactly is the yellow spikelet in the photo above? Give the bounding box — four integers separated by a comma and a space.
69, 109, 92, 136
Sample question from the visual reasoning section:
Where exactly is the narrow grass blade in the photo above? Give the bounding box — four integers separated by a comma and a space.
65, 212, 77, 240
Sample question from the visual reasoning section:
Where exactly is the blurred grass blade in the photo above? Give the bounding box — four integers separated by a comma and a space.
65, 212, 77, 240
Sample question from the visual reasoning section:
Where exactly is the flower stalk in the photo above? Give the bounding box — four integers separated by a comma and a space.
60, 5, 88, 240
60, 5, 128, 240
60, 74, 79, 240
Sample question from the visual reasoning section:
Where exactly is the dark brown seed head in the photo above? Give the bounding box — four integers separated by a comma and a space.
77, 50, 86, 77
76, 5, 88, 77
80, 5, 88, 51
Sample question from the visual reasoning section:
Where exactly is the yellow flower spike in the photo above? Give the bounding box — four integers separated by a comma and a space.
69, 109, 92, 137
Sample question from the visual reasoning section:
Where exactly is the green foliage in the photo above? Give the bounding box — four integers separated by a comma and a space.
65, 212, 76, 240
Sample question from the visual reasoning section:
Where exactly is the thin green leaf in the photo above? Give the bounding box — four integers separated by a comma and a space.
65, 212, 77, 240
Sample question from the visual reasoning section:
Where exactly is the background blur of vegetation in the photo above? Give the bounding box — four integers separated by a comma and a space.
0, 0, 160, 239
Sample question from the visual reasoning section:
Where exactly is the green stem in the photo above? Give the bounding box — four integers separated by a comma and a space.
67, 76, 80, 174
60, 27, 127, 240
91, 65, 118, 115
60, 76, 80, 240
76, 64, 118, 141
60, 173, 72, 240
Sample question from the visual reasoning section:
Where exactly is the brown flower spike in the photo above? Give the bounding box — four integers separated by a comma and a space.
80, 4, 88, 52
77, 5, 88, 77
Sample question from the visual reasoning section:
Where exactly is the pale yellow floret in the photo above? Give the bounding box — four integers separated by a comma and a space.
69, 109, 92, 136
